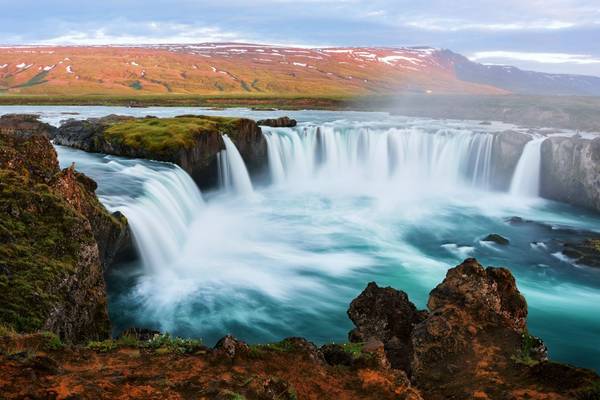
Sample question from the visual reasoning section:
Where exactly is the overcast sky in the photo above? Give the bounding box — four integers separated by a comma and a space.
2, 0, 599, 75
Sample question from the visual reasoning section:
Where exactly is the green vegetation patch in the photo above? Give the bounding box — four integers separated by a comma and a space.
103, 115, 241, 155
87, 333, 204, 354
0, 170, 90, 332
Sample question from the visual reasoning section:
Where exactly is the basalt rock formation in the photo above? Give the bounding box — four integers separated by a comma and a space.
256, 116, 297, 128
490, 130, 531, 190
53, 115, 268, 189
0, 117, 128, 342
540, 135, 600, 212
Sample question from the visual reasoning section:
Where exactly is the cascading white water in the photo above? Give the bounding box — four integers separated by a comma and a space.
218, 135, 254, 195
110, 163, 204, 272
263, 125, 495, 191
510, 137, 545, 198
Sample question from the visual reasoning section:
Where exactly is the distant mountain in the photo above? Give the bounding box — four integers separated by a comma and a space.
441, 50, 600, 96
0, 43, 598, 97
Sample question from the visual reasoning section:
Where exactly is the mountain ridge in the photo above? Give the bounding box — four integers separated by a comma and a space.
1, 43, 599, 96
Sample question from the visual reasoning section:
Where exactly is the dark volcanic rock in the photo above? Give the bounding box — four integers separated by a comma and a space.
214, 335, 250, 358
482, 233, 510, 245
347, 282, 427, 371
0, 114, 57, 140
490, 130, 531, 190
540, 135, 600, 212
563, 239, 600, 268
320, 344, 354, 366
343, 259, 598, 399
256, 116, 297, 128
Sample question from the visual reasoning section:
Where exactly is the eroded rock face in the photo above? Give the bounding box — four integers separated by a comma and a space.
347, 282, 427, 371
347, 259, 598, 399
540, 136, 600, 212
0, 122, 127, 342
411, 258, 528, 389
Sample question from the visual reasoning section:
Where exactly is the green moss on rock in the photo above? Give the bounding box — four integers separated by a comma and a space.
103, 115, 240, 156
0, 170, 91, 332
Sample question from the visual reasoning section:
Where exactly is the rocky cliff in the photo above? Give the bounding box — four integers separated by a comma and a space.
541, 135, 600, 211
53, 115, 268, 188
0, 258, 598, 399
0, 115, 128, 343
490, 130, 531, 190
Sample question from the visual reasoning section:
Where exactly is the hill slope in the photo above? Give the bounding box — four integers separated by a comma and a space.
0, 44, 598, 97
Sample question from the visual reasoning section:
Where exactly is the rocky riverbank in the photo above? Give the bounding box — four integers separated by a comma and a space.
53, 115, 268, 188
1, 259, 598, 399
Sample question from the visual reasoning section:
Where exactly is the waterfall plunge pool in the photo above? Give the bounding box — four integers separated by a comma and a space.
3, 106, 598, 372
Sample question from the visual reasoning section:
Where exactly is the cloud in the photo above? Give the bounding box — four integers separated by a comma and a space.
404, 18, 577, 32
470, 51, 600, 65
34, 22, 247, 45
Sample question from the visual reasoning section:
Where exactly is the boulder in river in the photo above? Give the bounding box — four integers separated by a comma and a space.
482, 233, 510, 245
256, 116, 297, 127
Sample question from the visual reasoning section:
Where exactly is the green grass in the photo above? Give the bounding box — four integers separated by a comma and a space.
511, 332, 542, 367
103, 115, 241, 154
339, 342, 365, 359
86, 333, 204, 355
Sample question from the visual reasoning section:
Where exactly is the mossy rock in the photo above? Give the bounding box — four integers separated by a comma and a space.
103, 115, 241, 156
0, 170, 91, 332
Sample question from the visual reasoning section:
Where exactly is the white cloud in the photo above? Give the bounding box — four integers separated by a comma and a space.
404, 18, 576, 32
34, 22, 247, 45
470, 51, 600, 65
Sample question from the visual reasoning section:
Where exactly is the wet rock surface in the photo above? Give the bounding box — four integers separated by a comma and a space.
482, 233, 510, 245
541, 135, 600, 212
256, 116, 297, 127
563, 238, 600, 268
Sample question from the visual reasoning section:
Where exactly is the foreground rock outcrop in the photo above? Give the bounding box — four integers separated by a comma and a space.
541, 135, 600, 212
1, 258, 598, 399
0, 116, 128, 342
54, 115, 268, 188
348, 259, 599, 399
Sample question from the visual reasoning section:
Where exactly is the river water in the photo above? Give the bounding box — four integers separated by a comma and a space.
2, 105, 599, 372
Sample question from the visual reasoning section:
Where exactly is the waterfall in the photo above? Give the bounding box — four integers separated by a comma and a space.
218, 135, 254, 195
262, 126, 496, 190
510, 137, 545, 198
111, 163, 204, 272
